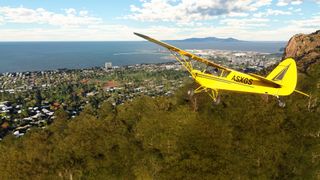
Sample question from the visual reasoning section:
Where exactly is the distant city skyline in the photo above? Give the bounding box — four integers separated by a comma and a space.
0, 0, 319, 41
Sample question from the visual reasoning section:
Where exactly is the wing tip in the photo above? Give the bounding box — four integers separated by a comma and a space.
134, 32, 146, 39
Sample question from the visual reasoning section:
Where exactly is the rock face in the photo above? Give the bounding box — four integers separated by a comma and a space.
283, 30, 320, 72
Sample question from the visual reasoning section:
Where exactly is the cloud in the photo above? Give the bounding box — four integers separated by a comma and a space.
0, 2, 318, 42
0, 19, 318, 42
0, 26, 132, 41
0, 16, 3, 25
125, 0, 272, 23
228, 12, 249, 17
294, 8, 302, 12
250, 0, 273, 8
276, 0, 303, 6
253, 8, 292, 17
134, 22, 317, 41
290, 15, 320, 28
220, 18, 270, 28
0, 6, 102, 27
64, 8, 76, 15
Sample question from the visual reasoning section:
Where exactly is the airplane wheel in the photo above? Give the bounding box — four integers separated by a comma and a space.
278, 100, 286, 108
213, 96, 221, 105
188, 89, 194, 97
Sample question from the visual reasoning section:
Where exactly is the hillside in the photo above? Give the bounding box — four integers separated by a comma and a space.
0, 31, 319, 179
178, 37, 242, 42
283, 30, 320, 72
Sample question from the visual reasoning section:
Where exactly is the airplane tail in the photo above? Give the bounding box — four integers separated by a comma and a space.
266, 58, 308, 97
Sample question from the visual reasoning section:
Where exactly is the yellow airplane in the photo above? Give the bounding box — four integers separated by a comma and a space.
134, 32, 309, 107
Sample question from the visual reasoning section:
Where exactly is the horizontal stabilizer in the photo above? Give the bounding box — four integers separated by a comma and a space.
248, 73, 281, 88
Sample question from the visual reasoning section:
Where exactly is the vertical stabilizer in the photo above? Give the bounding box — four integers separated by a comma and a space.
266, 58, 297, 96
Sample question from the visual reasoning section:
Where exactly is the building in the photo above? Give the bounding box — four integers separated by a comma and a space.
103, 80, 119, 91
105, 62, 112, 70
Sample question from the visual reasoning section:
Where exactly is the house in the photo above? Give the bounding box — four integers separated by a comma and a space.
52, 102, 60, 109
42, 108, 54, 116
86, 92, 96, 97
13, 130, 24, 137
103, 81, 119, 91
0, 101, 9, 105
2, 106, 12, 111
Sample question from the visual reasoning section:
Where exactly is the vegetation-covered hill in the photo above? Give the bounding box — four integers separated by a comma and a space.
0, 31, 319, 179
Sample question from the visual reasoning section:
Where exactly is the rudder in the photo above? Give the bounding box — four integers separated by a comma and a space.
266, 58, 297, 96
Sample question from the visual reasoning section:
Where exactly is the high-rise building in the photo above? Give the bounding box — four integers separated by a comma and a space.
105, 62, 112, 69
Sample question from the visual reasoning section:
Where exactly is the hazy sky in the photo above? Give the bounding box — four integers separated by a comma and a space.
0, 0, 319, 41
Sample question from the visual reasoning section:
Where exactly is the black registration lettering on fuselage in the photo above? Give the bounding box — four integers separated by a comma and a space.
231, 75, 253, 85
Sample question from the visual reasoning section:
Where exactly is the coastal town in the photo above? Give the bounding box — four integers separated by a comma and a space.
0, 62, 186, 139
0, 49, 281, 139
187, 49, 279, 71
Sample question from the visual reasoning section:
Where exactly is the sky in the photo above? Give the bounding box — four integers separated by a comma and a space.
0, 0, 319, 41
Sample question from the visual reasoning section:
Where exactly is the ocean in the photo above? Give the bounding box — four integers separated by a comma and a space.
0, 41, 286, 73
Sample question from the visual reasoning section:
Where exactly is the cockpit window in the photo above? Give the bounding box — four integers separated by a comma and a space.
205, 66, 230, 77
205, 66, 219, 75
221, 70, 231, 77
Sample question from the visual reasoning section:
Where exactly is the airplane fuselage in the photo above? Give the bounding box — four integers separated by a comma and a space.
191, 69, 293, 97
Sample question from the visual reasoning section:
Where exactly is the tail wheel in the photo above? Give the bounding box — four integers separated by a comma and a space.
278, 100, 286, 108
277, 96, 286, 108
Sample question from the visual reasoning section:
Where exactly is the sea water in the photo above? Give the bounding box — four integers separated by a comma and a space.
0, 41, 286, 73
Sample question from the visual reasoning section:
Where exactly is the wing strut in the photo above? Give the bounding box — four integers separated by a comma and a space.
193, 86, 219, 102
169, 51, 193, 73
135, 32, 226, 102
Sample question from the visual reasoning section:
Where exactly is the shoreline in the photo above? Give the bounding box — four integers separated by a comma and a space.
0, 61, 176, 75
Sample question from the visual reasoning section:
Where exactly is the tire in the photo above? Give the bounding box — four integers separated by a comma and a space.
278, 101, 286, 108
188, 89, 194, 97
213, 96, 221, 105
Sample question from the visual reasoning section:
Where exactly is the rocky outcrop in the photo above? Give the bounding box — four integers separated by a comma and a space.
283, 30, 320, 72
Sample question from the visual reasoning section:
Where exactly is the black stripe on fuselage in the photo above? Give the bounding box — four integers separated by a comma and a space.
195, 73, 254, 88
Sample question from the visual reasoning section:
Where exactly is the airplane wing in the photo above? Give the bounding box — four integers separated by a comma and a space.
134, 32, 229, 71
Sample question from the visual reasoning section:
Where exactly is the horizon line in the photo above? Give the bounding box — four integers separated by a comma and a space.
0, 39, 288, 43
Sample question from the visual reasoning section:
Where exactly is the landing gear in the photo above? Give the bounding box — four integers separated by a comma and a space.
213, 95, 221, 105
278, 100, 286, 108
276, 96, 286, 108
187, 89, 194, 97
190, 86, 220, 105
208, 89, 220, 105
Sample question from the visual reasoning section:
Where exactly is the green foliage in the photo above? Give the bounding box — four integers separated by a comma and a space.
0, 64, 319, 179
